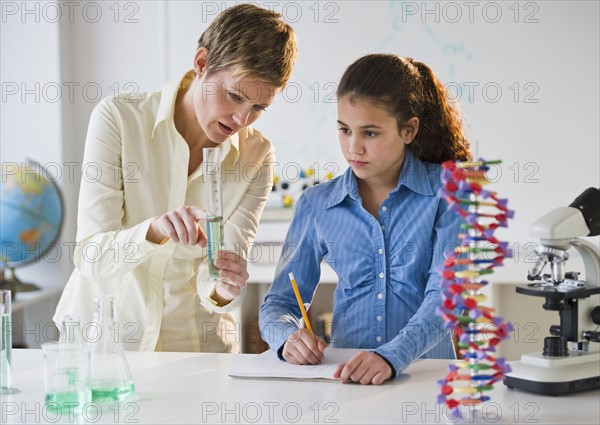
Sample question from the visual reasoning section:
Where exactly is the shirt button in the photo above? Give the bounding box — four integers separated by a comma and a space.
381, 224, 386, 230
381, 206, 388, 212
377, 293, 383, 299
379, 272, 384, 278
378, 248, 384, 255
377, 315, 382, 321
376, 336, 382, 342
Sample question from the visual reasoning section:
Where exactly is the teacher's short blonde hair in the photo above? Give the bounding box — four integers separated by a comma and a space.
197, 3, 298, 89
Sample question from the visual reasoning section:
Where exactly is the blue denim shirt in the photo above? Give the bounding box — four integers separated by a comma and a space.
259, 149, 461, 376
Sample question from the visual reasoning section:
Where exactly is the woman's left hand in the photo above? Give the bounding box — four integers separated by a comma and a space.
211, 251, 249, 304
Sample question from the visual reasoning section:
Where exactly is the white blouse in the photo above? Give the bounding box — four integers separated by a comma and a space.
54, 71, 275, 352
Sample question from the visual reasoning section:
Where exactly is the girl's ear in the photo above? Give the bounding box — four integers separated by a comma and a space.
194, 47, 209, 77
401, 117, 420, 145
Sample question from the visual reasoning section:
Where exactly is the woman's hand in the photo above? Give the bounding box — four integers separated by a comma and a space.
211, 251, 250, 303
146, 205, 207, 246
283, 329, 326, 365
333, 351, 392, 385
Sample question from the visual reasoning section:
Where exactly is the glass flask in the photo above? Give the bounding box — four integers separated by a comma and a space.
88, 296, 135, 402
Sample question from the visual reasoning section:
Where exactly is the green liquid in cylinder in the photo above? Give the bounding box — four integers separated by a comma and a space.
206, 215, 223, 276
0, 314, 12, 391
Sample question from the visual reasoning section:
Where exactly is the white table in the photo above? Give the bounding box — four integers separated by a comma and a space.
2, 349, 598, 424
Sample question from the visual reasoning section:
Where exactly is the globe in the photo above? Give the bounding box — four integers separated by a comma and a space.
1, 161, 64, 294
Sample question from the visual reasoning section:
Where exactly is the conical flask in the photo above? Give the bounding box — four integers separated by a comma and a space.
89, 296, 135, 402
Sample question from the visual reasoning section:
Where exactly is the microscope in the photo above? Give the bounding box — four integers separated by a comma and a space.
504, 187, 600, 396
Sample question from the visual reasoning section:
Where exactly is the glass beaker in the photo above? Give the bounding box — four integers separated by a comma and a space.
59, 314, 81, 344
1, 289, 19, 394
88, 296, 135, 402
42, 341, 91, 415
199, 147, 235, 293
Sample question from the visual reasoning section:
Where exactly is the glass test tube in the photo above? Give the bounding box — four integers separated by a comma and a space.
202, 147, 224, 277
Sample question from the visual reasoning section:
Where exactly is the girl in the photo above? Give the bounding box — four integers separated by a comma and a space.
259, 54, 472, 384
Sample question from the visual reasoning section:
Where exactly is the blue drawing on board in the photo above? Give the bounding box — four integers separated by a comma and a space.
377, 2, 474, 81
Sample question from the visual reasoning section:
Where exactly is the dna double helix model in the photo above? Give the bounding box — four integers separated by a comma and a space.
436, 159, 515, 419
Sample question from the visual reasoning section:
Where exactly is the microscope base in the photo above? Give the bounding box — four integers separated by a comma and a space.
504, 374, 600, 396
504, 352, 600, 396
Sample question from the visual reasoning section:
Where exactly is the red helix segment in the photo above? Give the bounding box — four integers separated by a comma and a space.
436, 159, 515, 419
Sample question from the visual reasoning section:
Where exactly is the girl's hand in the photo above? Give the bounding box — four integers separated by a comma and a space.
333, 351, 392, 385
147, 206, 207, 246
283, 329, 326, 365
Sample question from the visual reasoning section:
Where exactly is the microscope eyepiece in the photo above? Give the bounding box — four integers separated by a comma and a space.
569, 187, 600, 236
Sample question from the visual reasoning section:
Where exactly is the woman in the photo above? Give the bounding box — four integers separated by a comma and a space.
55, 4, 297, 353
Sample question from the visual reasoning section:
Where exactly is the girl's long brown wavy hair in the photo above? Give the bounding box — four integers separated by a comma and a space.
337, 54, 472, 163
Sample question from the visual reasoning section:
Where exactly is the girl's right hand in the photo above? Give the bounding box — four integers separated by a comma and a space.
146, 205, 208, 246
282, 329, 326, 365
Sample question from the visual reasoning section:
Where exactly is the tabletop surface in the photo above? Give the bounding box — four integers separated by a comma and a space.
2, 349, 599, 424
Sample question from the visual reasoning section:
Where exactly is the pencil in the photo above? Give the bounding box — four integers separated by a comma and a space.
288, 272, 314, 336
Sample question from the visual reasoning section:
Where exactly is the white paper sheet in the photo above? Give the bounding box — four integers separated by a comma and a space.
228, 348, 361, 381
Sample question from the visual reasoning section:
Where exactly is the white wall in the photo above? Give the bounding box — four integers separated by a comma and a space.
2, 0, 599, 288
166, 0, 599, 254
2, 0, 165, 286
1, 2, 63, 282
56, 0, 164, 280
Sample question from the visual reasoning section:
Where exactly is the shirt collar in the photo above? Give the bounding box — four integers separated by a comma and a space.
218, 132, 240, 164
393, 148, 435, 196
151, 70, 194, 137
325, 149, 435, 209
187, 134, 239, 181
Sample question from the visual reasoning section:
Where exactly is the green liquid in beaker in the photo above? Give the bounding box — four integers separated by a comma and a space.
45, 389, 90, 413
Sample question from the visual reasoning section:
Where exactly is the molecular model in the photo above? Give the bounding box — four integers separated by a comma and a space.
436, 159, 515, 419
267, 168, 334, 208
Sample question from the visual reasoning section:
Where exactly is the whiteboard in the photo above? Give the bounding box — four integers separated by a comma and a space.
165, 1, 599, 249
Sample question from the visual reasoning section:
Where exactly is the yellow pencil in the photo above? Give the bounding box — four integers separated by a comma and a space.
288, 272, 314, 336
